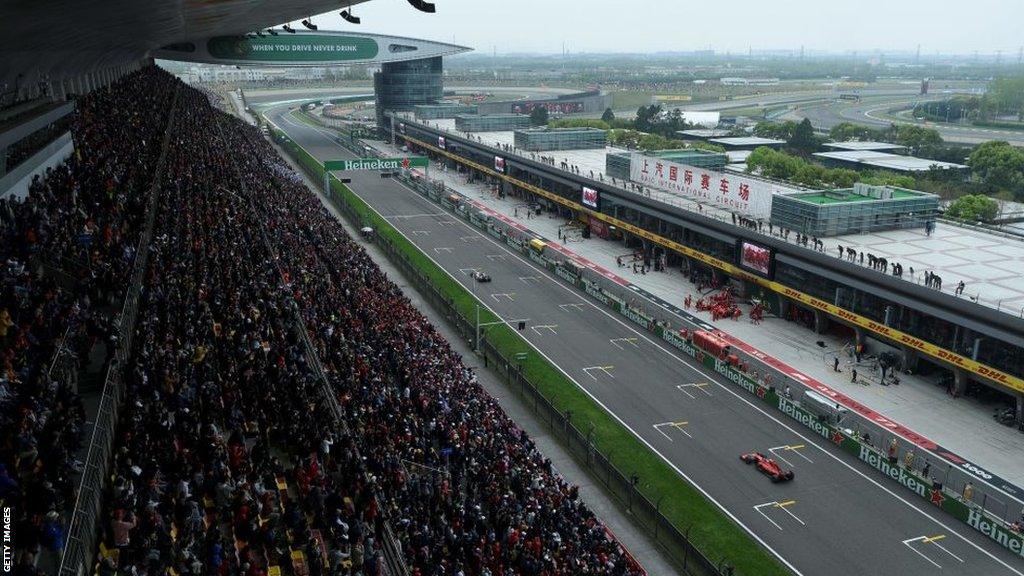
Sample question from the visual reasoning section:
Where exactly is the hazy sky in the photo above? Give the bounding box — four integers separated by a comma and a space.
293, 0, 1023, 56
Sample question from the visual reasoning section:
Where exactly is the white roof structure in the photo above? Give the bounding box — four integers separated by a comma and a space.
679, 111, 720, 128
677, 129, 732, 139
823, 141, 908, 152
708, 136, 786, 148
814, 150, 968, 172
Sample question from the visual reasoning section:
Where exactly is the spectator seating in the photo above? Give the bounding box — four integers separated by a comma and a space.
1, 66, 176, 574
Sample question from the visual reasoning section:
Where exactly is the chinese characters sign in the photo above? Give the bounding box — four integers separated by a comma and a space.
629, 153, 782, 218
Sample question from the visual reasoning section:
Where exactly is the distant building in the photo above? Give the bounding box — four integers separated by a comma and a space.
514, 127, 607, 151
414, 103, 478, 119
822, 141, 908, 154
771, 183, 939, 236
708, 136, 786, 151
606, 148, 728, 180
188, 66, 268, 83
476, 90, 612, 116
677, 129, 732, 141
813, 150, 968, 175
678, 111, 720, 128
454, 113, 531, 132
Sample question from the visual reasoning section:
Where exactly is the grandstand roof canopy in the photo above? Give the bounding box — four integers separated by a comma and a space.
0, 0, 374, 86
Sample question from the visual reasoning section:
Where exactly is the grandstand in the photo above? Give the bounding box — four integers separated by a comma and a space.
0, 5, 645, 576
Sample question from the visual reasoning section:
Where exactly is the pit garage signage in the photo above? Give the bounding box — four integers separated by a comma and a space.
324, 157, 428, 171
629, 153, 786, 218
207, 35, 378, 63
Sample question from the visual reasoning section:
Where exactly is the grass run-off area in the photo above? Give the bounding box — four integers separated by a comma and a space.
270, 125, 791, 576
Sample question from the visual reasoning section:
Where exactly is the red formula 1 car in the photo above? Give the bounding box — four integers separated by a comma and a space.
740, 452, 795, 483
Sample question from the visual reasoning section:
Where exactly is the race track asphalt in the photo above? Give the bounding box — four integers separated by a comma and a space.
266, 103, 1024, 576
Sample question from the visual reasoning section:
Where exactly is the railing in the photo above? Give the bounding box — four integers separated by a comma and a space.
58, 86, 181, 576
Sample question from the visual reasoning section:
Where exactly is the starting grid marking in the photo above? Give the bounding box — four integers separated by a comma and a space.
767, 444, 813, 467
754, 500, 804, 531
610, 337, 640, 350
436, 220, 458, 226
458, 268, 480, 276
460, 235, 479, 243
558, 302, 586, 312
903, 534, 964, 568
518, 275, 541, 284
653, 420, 692, 441
386, 212, 446, 220
486, 254, 507, 261
530, 324, 558, 335
410, 230, 430, 236
676, 382, 712, 398
433, 247, 453, 254
582, 365, 615, 380
490, 293, 515, 302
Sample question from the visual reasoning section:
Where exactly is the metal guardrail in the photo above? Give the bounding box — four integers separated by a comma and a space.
58, 86, 181, 576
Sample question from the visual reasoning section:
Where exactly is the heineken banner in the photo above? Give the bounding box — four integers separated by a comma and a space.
153, 31, 470, 67
208, 34, 377, 63
325, 157, 428, 172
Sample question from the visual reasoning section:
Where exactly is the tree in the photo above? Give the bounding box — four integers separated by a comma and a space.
829, 122, 886, 142
945, 194, 998, 222
984, 75, 1024, 119
602, 107, 616, 123
753, 121, 798, 140
788, 118, 817, 153
968, 141, 1024, 196
893, 125, 944, 156
549, 118, 609, 130
529, 106, 549, 126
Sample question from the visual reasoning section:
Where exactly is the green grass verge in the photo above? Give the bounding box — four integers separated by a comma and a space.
612, 91, 656, 111
270, 126, 790, 576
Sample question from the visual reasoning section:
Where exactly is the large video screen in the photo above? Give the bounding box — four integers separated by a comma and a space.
495, 156, 505, 173
739, 241, 772, 276
581, 186, 599, 209
438, 136, 446, 150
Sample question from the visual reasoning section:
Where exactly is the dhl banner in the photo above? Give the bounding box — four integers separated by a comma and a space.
403, 133, 1024, 394
654, 94, 693, 102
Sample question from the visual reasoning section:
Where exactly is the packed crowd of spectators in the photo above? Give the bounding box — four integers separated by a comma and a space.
3, 115, 75, 172
94, 68, 641, 576
1, 66, 176, 573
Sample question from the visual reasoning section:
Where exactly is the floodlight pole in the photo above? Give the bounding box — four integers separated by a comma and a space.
474, 303, 527, 352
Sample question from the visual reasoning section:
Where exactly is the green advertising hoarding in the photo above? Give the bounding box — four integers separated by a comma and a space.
324, 157, 429, 172
207, 35, 378, 63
